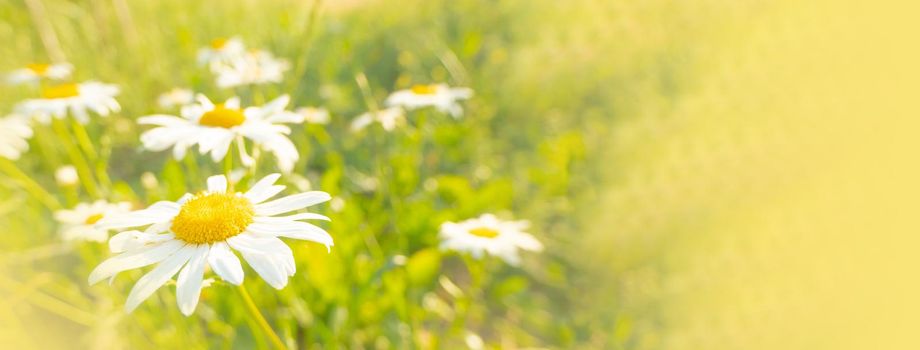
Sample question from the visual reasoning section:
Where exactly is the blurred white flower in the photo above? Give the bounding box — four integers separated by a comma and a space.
157, 88, 195, 109
139, 94, 302, 172
350, 107, 405, 132
140, 172, 159, 190
6, 62, 72, 85
89, 174, 333, 315
330, 197, 346, 213
439, 214, 543, 265
15, 81, 120, 124
214, 50, 290, 88
0, 115, 32, 160
464, 332, 485, 350
55, 165, 79, 186
54, 200, 132, 242
385, 83, 473, 118
197, 37, 246, 68
296, 107, 330, 124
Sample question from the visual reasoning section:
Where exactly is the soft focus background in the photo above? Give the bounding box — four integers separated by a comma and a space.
1, 0, 919, 349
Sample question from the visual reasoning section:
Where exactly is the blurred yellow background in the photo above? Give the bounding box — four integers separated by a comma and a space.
578, 0, 920, 348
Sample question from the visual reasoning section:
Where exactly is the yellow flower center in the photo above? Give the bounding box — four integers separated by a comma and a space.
469, 227, 500, 238
210, 38, 229, 49
26, 63, 51, 75
410, 84, 439, 95
199, 104, 246, 128
84, 213, 104, 225
171, 192, 254, 244
41, 83, 80, 99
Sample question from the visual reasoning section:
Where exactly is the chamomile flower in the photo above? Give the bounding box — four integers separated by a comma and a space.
439, 214, 543, 265
197, 37, 246, 68
54, 200, 132, 242
350, 107, 405, 132
139, 94, 302, 172
157, 88, 195, 109
214, 50, 290, 88
6, 62, 73, 85
89, 174, 333, 315
385, 84, 473, 118
296, 107, 330, 125
0, 114, 33, 160
15, 81, 120, 124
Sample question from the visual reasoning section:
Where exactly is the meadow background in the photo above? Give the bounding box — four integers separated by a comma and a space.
2, 0, 919, 349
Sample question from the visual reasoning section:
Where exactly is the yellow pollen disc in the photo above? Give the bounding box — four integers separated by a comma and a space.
469, 227, 500, 238
170, 192, 254, 244
210, 38, 229, 49
410, 84, 439, 95
84, 213, 104, 225
199, 104, 246, 128
41, 83, 80, 99
26, 63, 51, 75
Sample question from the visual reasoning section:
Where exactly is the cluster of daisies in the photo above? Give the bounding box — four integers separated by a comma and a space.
1, 37, 542, 316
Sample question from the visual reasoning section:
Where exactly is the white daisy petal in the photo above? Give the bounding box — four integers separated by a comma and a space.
176, 244, 210, 315
244, 173, 283, 203
124, 244, 196, 313
207, 242, 244, 285
254, 212, 331, 222
207, 175, 228, 193
240, 251, 289, 289
88, 240, 185, 285
255, 191, 331, 216
247, 221, 333, 250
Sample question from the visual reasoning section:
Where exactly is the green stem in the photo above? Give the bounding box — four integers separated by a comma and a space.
0, 158, 61, 210
70, 119, 98, 161
51, 119, 99, 197
223, 150, 234, 189
237, 284, 287, 350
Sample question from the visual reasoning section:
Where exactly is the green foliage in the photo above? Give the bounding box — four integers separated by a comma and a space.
0, 0, 630, 348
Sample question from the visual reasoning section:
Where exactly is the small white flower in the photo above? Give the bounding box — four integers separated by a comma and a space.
350, 107, 405, 132
139, 94, 303, 172
197, 37, 246, 68
295, 107, 330, 124
6, 63, 73, 85
439, 214, 543, 265
157, 88, 195, 109
0, 115, 32, 160
15, 81, 120, 124
89, 173, 334, 315
214, 50, 290, 88
55, 165, 79, 186
55, 200, 132, 242
385, 84, 473, 118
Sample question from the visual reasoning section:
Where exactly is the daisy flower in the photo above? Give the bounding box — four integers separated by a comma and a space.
214, 50, 290, 88
0, 114, 33, 160
6, 62, 73, 85
197, 37, 246, 68
89, 174, 333, 315
350, 107, 405, 132
295, 107, 330, 125
384, 83, 473, 118
139, 94, 302, 172
54, 200, 132, 242
439, 214, 543, 265
15, 81, 120, 124
157, 88, 195, 109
